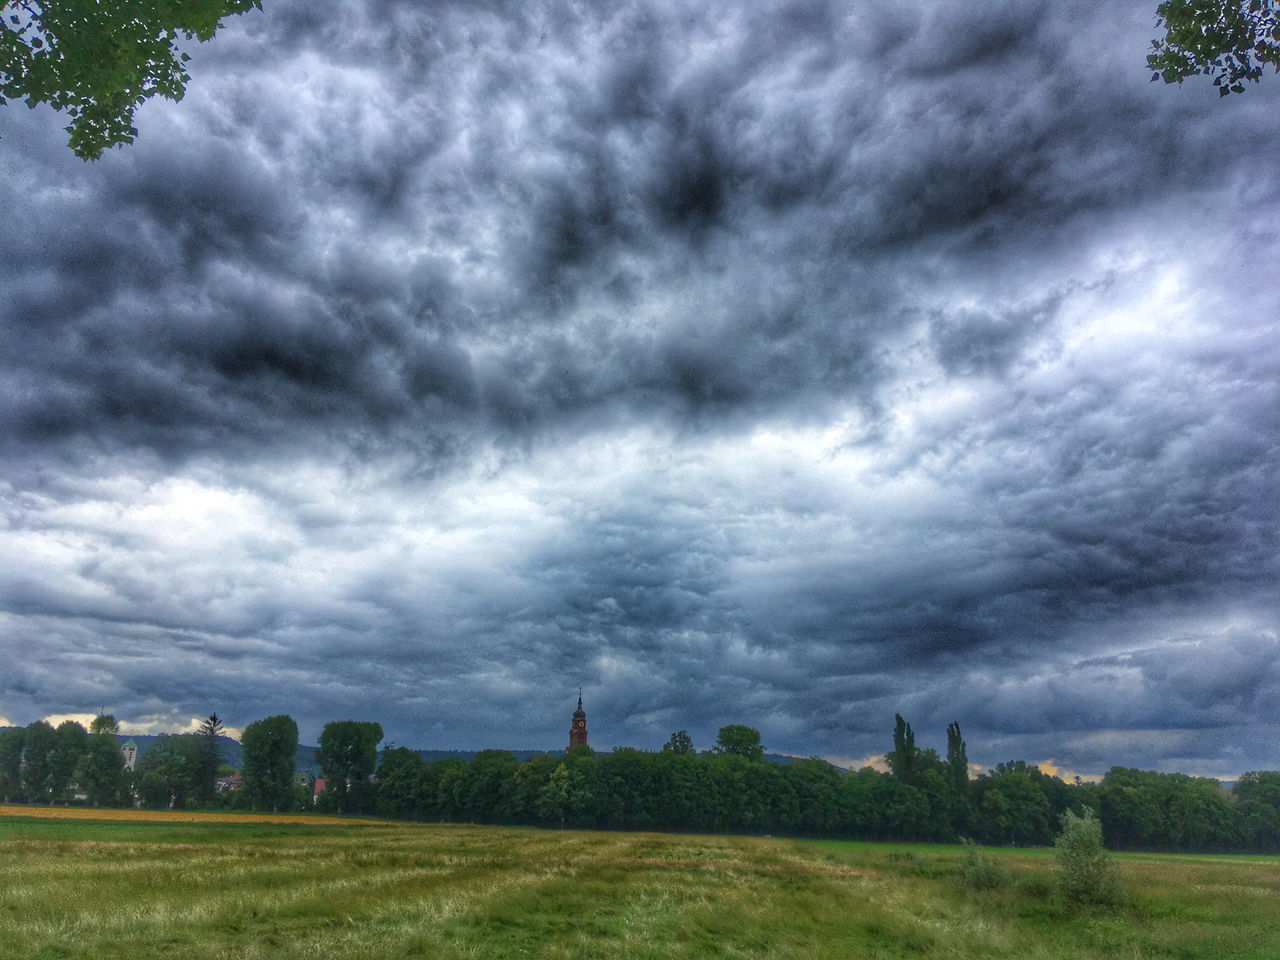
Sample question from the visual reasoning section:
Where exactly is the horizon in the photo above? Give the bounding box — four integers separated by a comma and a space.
0, 713, 1249, 784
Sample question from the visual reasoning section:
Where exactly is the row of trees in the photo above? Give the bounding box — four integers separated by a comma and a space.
0, 712, 301, 812
0, 714, 127, 805
356, 715, 1280, 853
3, 711, 1277, 851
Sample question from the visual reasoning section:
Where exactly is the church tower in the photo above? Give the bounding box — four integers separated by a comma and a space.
568, 689, 588, 751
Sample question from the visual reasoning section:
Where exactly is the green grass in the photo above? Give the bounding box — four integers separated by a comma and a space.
0, 813, 1277, 959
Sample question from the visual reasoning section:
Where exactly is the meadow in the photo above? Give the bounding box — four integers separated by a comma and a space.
0, 806, 1276, 960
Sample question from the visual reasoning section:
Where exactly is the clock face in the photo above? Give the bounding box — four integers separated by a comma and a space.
576, 720, 584, 728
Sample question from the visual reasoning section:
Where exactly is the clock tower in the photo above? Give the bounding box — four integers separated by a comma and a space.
568, 689, 588, 751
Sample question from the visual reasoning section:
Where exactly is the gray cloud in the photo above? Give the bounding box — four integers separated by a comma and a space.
1, 0, 1277, 775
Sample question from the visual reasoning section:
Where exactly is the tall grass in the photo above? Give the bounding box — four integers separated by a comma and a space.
0, 808, 1277, 959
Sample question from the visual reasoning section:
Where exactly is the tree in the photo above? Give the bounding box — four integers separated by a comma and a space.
461, 750, 519, 824
975, 768, 1054, 846
538, 762, 570, 826
886, 714, 918, 786
1149, 0, 1279, 94
134, 734, 206, 808
0, 727, 25, 802
662, 729, 695, 755
49, 720, 87, 803
946, 720, 972, 835
375, 747, 427, 820
1054, 809, 1119, 907
194, 713, 224, 805
713, 725, 764, 762
77, 731, 125, 806
781, 758, 842, 835
1099, 766, 1240, 851
1234, 771, 1280, 852
240, 714, 298, 812
20, 720, 56, 802
315, 720, 383, 813
945, 721, 969, 796
1, 0, 263, 159
89, 714, 119, 736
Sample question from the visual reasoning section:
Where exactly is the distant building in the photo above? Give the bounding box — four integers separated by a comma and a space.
215, 774, 242, 793
121, 738, 137, 771
568, 691, 588, 751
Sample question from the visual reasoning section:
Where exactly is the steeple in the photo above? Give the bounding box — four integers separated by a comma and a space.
568, 688, 588, 751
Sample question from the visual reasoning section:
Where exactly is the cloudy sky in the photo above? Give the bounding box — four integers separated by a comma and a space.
2, 0, 1277, 778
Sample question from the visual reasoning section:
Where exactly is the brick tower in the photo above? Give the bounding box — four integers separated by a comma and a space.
568, 689, 588, 751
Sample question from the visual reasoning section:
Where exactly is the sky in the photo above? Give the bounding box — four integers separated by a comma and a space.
1, 0, 1277, 779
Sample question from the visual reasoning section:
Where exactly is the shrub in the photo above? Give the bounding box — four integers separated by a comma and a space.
960, 838, 1007, 890
1054, 809, 1119, 908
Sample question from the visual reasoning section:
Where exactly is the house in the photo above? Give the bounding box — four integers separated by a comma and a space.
215, 774, 242, 793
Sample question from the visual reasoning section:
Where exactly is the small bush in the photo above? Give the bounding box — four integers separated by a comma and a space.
1054, 809, 1119, 908
959, 838, 1007, 890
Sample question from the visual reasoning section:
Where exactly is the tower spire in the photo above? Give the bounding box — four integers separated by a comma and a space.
569, 688, 588, 751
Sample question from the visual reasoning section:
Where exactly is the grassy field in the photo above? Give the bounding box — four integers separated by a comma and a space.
0, 806, 1276, 959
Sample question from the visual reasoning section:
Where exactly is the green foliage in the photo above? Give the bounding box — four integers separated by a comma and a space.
6, 706, 1265, 855
77, 733, 126, 806
89, 714, 119, 736
0, 726, 24, 801
1233, 770, 1280, 852
375, 747, 427, 820
977, 768, 1054, 846
1149, 0, 1280, 94
20, 720, 56, 802
662, 728, 694, 754
1100, 766, 1239, 851
945, 723, 967, 781
134, 734, 208, 808
713, 724, 764, 761
49, 720, 87, 803
0, 0, 263, 158
1054, 809, 1120, 908
461, 749, 519, 823
194, 713, 224, 806
537, 761, 570, 824
315, 720, 383, 813
887, 713, 918, 785
240, 714, 298, 812
960, 838, 1008, 890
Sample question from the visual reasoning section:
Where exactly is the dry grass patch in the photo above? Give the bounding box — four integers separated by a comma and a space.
0, 803, 382, 826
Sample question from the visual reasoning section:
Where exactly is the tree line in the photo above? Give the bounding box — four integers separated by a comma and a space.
2, 712, 1277, 853
0, 712, 299, 812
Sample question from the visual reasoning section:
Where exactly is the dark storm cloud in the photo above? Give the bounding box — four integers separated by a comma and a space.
2, 0, 1278, 774
8, 0, 1263, 458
